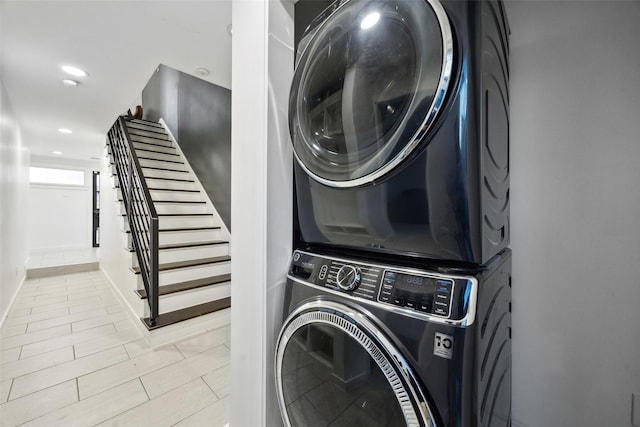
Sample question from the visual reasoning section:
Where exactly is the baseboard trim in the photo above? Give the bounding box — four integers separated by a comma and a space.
0, 274, 27, 330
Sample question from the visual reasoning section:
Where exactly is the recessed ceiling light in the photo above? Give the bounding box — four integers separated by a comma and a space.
196, 68, 210, 76
61, 65, 88, 77
52, 151, 63, 155
227, 24, 233, 36
58, 128, 72, 134
62, 79, 79, 87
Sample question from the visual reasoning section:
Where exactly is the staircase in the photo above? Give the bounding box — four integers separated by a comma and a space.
107, 117, 231, 330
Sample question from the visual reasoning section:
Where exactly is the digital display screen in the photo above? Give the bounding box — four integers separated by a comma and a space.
394, 273, 437, 293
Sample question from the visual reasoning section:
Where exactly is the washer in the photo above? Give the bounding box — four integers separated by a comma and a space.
290, 0, 510, 264
275, 249, 512, 426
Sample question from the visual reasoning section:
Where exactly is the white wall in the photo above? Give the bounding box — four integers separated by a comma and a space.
28, 156, 98, 251
230, 0, 294, 426
0, 79, 29, 321
507, 2, 640, 426
98, 145, 143, 318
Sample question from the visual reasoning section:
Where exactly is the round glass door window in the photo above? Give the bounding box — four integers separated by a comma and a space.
289, 0, 453, 187
275, 301, 436, 426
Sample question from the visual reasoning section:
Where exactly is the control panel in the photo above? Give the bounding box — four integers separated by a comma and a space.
288, 250, 475, 322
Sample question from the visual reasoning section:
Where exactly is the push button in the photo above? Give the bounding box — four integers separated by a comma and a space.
318, 265, 328, 281
433, 307, 448, 316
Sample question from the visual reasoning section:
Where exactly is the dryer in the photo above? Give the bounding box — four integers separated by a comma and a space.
290, 0, 510, 264
275, 249, 512, 426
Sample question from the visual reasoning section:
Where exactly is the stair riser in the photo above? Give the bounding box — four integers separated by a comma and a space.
130, 135, 174, 148
123, 216, 218, 231
127, 129, 170, 140
159, 216, 218, 229
154, 203, 213, 215
156, 262, 231, 286
158, 282, 231, 315
127, 229, 223, 247
145, 179, 198, 191
139, 158, 188, 171
162, 229, 223, 244
136, 150, 182, 162
158, 245, 229, 264
127, 122, 165, 133
133, 142, 176, 154
130, 119, 164, 129
142, 168, 191, 181
118, 189, 202, 204
150, 191, 205, 203
130, 244, 229, 267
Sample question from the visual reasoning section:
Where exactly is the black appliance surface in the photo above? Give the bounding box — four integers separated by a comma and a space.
275, 249, 512, 427
291, 0, 510, 264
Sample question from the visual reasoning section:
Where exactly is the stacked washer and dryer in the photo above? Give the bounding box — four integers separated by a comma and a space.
275, 1, 511, 426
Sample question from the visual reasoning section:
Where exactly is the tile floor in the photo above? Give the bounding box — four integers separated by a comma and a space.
0, 270, 230, 426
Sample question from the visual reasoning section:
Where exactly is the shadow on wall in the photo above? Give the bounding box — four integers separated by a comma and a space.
142, 64, 232, 231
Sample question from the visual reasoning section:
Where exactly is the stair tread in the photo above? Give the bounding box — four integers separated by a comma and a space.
123, 213, 212, 217
116, 187, 199, 193
141, 166, 189, 173
149, 188, 200, 193
136, 273, 231, 299
133, 141, 175, 150
126, 126, 167, 136
141, 297, 231, 330
130, 118, 164, 127
138, 156, 184, 164
159, 240, 229, 250
131, 255, 231, 274
125, 225, 221, 233
126, 240, 228, 252
135, 148, 179, 156
144, 176, 195, 183
153, 200, 207, 204
118, 199, 206, 204
129, 133, 170, 142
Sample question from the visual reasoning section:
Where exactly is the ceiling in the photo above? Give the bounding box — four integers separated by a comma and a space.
0, 0, 232, 162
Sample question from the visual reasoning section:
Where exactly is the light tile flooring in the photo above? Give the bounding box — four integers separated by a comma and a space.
0, 270, 230, 426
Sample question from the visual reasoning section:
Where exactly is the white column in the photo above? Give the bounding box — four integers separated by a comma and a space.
230, 0, 294, 425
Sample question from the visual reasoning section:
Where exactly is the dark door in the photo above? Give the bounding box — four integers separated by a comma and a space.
275, 300, 437, 426
289, 0, 453, 187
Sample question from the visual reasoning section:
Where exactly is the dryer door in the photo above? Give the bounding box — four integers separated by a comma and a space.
275, 300, 437, 427
289, 0, 453, 188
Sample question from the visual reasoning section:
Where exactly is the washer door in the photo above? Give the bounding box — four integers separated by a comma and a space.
289, 0, 453, 188
275, 300, 437, 427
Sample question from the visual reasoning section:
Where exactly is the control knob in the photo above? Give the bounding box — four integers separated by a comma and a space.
336, 265, 361, 291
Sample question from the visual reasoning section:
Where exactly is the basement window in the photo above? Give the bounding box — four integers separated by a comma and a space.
29, 167, 85, 186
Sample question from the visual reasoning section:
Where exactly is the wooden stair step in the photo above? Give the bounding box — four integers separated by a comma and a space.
130, 118, 164, 128
125, 226, 221, 234
143, 176, 194, 183
135, 273, 231, 299
150, 188, 200, 193
131, 255, 231, 274
135, 147, 180, 156
137, 156, 184, 165
160, 240, 228, 250
127, 240, 228, 252
141, 165, 189, 173
118, 199, 206, 204
141, 298, 231, 330
127, 126, 167, 136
